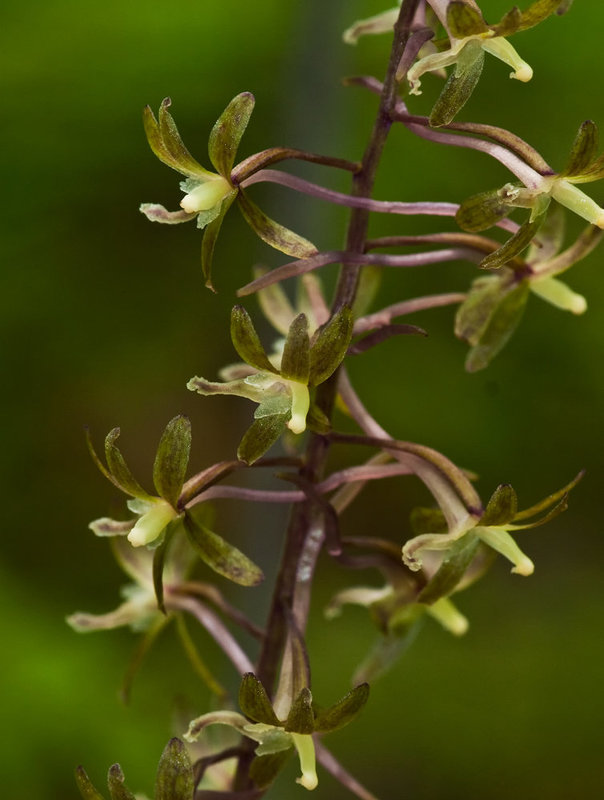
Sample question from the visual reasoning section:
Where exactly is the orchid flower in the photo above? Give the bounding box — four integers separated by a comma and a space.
188, 305, 353, 464
140, 93, 317, 289
185, 673, 369, 792
407, 0, 570, 126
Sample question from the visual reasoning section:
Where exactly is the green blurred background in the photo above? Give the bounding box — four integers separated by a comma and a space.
2, 0, 603, 797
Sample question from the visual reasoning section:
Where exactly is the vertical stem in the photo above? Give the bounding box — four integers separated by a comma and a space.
234, 0, 421, 790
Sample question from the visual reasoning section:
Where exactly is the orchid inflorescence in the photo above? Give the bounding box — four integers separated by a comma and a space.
73, 2, 595, 798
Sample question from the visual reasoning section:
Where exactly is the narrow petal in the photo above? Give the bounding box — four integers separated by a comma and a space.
531, 276, 587, 314
286, 381, 310, 435
154, 738, 195, 800
551, 179, 604, 228
481, 37, 533, 83
88, 517, 134, 537
342, 7, 399, 44
237, 190, 318, 258
139, 204, 197, 224
153, 416, 192, 508
157, 98, 215, 179
208, 92, 255, 178
429, 40, 485, 127
475, 525, 534, 575
424, 597, 469, 635
291, 733, 318, 791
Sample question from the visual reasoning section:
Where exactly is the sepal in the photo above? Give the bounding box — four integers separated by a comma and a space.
153, 415, 191, 508
107, 765, 136, 800
143, 99, 213, 180
231, 306, 278, 374
239, 673, 281, 726
308, 307, 354, 386
184, 505, 264, 586
237, 190, 318, 258
208, 92, 255, 178
155, 738, 195, 800
429, 40, 484, 128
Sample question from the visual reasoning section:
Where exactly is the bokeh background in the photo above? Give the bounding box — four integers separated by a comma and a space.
2, 1, 603, 797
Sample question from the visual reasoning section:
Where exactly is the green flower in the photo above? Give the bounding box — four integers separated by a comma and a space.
188, 305, 353, 464
185, 673, 369, 792
86, 417, 264, 604
140, 93, 316, 288
403, 475, 582, 577
67, 533, 191, 634
86, 416, 191, 548
407, 0, 570, 126
455, 208, 602, 371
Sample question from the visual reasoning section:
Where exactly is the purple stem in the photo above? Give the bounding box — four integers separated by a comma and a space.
315, 741, 381, 800
242, 168, 463, 216
166, 595, 254, 675
184, 463, 415, 508
238, 247, 482, 296
401, 120, 544, 189
354, 292, 466, 334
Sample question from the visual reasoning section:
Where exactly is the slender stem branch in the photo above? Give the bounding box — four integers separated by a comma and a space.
252, 0, 422, 703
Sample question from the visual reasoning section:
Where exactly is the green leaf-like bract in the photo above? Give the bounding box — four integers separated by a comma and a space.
455, 275, 530, 372
237, 189, 318, 258
239, 673, 281, 726
155, 739, 195, 800
480, 484, 518, 526
201, 189, 238, 290
456, 189, 514, 233
285, 687, 315, 734
312, 683, 370, 733
107, 765, 137, 800
280, 314, 310, 382
237, 413, 289, 465
308, 306, 354, 386
184, 508, 264, 586
447, 1, 488, 37
479, 211, 547, 270
153, 416, 191, 508
75, 767, 106, 800
208, 92, 255, 178
561, 120, 599, 178
104, 428, 151, 500
231, 305, 277, 373
430, 41, 485, 128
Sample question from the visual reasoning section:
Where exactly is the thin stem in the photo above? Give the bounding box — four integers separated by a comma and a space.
315, 741, 382, 800
354, 292, 466, 334
166, 595, 254, 675
231, 147, 360, 184
252, 0, 422, 700
238, 247, 484, 296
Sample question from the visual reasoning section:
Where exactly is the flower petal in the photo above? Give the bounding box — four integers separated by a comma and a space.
239, 673, 281, 726
154, 738, 195, 800
184, 507, 264, 586
237, 189, 318, 258
237, 413, 289, 465
157, 98, 215, 179
531, 276, 587, 314
208, 92, 255, 178
139, 204, 198, 224
229, 305, 278, 374
153, 415, 191, 508
475, 525, 534, 575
